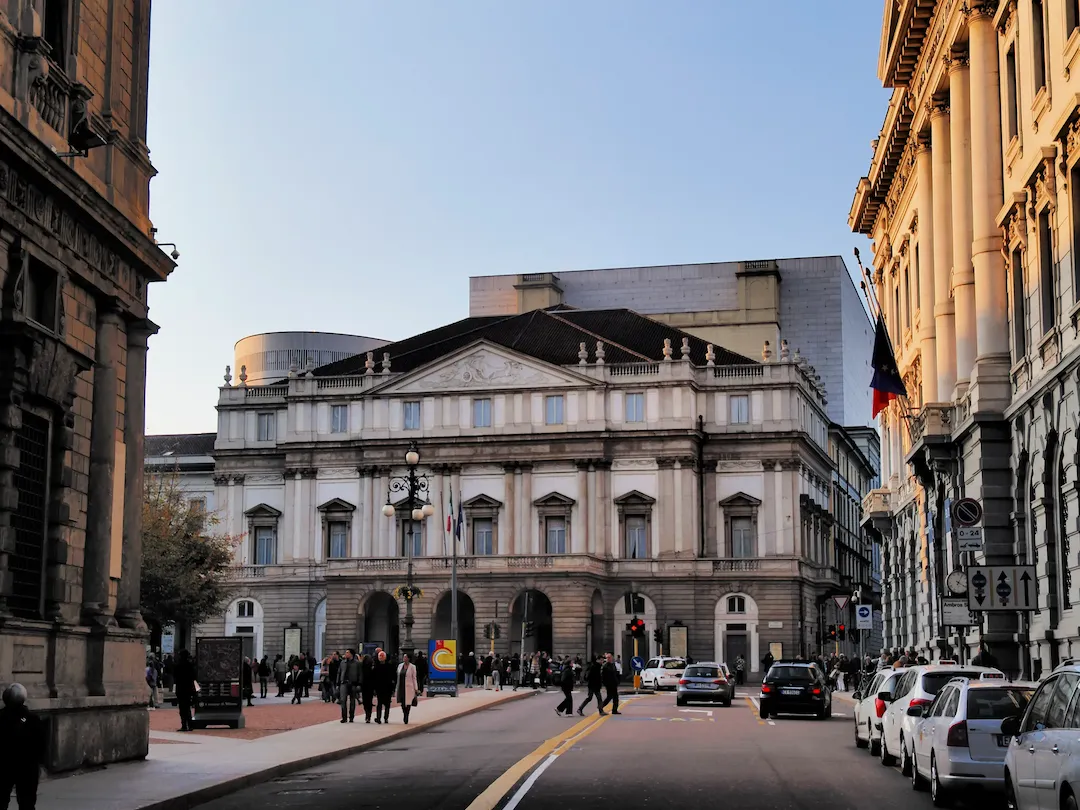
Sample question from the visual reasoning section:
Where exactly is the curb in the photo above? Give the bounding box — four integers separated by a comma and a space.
133, 689, 538, 810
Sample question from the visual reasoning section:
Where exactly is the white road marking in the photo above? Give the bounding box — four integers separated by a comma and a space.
679, 709, 713, 716
833, 712, 848, 717
768, 720, 776, 726
503, 754, 558, 810
750, 697, 761, 710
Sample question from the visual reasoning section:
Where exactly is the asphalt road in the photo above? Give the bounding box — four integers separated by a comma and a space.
196, 688, 992, 810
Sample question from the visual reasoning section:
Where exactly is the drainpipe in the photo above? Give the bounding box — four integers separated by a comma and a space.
697, 414, 706, 556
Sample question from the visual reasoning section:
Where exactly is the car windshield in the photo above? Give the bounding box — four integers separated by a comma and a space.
966, 688, 1035, 720
769, 666, 814, 681
922, 672, 984, 695
685, 666, 719, 678
663, 660, 686, 670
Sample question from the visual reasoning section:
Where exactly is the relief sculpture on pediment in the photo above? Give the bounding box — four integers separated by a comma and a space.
405, 349, 568, 391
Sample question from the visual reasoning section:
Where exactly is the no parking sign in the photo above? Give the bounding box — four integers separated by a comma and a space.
855, 604, 873, 630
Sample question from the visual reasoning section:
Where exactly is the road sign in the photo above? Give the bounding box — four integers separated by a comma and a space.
631, 656, 644, 672
967, 565, 1036, 611
956, 526, 984, 552
855, 604, 873, 630
952, 498, 983, 527
833, 596, 850, 611
942, 597, 975, 627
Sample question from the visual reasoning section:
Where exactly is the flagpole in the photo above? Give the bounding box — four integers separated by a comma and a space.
450, 490, 458, 672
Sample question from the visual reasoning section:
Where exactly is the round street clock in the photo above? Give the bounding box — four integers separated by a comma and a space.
947, 570, 968, 595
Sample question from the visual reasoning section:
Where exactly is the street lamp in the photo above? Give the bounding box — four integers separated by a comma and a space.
382, 442, 432, 653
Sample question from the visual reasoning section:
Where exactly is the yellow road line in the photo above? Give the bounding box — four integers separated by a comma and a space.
465, 713, 607, 810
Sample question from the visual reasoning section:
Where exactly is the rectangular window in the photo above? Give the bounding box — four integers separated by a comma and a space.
903, 266, 912, 328
914, 245, 921, 308
893, 285, 901, 343
625, 392, 645, 423
1033, 0, 1047, 91
1006, 46, 1019, 141
545, 395, 564, 425
328, 521, 348, 559
403, 400, 421, 430
1011, 248, 1027, 360
25, 259, 58, 331
472, 398, 492, 428
188, 497, 207, 513
625, 516, 647, 559
731, 517, 754, 558
42, 0, 68, 70
401, 520, 423, 557
331, 404, 348, 434
1069, 0, 1080, 34
1039, 209, 1056, 333
730, 395, 749, 425
1072, 165, 1080, 297
473, 518, 494, 555
11, 410, 49, 619
545, 516, 567, 554
257, 412, 275, 442
255, 526, 276, 565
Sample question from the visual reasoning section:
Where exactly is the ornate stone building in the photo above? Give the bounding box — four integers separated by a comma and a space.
0, 0, 174, 770
198, 307, 847, 676
852, 0, 1080, 674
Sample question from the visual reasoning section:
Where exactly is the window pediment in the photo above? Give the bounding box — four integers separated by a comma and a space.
614, 490, 656, 507
318, 497, 356, 513
534, 492, 575, 508
464, 494, 503, 510
719, 492, 761, 509
245, 503, 282, 518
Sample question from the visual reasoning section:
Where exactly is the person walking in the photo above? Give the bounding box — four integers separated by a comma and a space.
464, 652, 477, 688
274, 654, 287, 697
555, 659, 575, 716
373, 650, 395, 724
287, 662, 305, 704
337, 648, 362, 723
360, 653, 376, 723
600, 653, 621, 715
735, 655, 746, 687
257, 656, 271, 699
396, 653, 419, 725
173, 649, 197, 732
146, 658, 159, 709
0, 684, 46, 810
241, 657, 254, 707
577, 656, 606, 716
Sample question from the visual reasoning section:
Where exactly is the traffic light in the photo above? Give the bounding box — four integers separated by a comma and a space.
523, 621, 535, 638
838, 624, 846, 641
484, 624, 492, 640
849, 629, 860, 644
627, 617, 645, 638
827, 624, 837, 641
653, 628, 663, 645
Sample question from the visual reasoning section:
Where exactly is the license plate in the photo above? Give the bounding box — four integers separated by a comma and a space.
998, 735, 1011, 747
781, 688, 801, 695
689, 684, 710, 690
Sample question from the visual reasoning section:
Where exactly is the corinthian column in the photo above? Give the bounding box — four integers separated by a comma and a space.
916, 135, 939, 402
948, 48, 977, 389
929, 99, 957, 397
116, 319, 158, 630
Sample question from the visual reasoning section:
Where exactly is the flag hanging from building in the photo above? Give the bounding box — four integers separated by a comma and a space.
447, 490, 454, 534
454, 493, 464, 543
870, 314, 907, 418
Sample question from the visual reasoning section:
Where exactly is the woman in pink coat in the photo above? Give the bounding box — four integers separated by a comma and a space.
396, 653, 419, 724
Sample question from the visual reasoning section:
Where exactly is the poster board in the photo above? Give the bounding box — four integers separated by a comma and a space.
769, 642, 784, 662
192, 636, 245, 730
284, 626, 302, 660
668, 625, 688, 659
427, 639, 458, 697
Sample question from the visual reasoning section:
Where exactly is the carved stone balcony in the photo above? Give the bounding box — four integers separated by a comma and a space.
905, 402, 956, 486
862, 487, 894, 539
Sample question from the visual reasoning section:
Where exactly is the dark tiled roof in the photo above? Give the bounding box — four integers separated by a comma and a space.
144, 433, 217, 457
314, 308, 756, 377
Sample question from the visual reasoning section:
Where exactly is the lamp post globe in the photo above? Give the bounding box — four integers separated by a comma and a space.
411, 507, 424, 521
405, 448, 420, 467
422, 502, 435, 518
382, 503, 395, 518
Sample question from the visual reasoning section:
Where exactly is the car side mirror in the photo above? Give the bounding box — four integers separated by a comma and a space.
852, 691, 861, 700
906, 704, 924, 718
1000, 716, 1021, 737
876, 690, 893, 703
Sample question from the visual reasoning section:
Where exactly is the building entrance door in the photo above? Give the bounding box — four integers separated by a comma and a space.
725, 632, 748, 666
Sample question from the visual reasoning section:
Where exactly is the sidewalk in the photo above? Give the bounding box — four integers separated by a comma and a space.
38, 687, 536, 810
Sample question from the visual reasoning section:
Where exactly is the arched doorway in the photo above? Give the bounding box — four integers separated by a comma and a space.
589, 590, 604, 660
432, 590, 476, 655
613, 592, 658, 666
314, 598, 327, 661
510, 589, 553, 656
363, 591, 400, 654
715, 593, 759, 674
225, 597, 263, 661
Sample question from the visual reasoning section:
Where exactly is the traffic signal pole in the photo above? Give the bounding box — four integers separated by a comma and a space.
633, 636, 641, 690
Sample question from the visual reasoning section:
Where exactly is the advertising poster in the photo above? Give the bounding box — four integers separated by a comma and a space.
284, 627, 302, 660
427, 639, 458, 696
668, 625, 688, 659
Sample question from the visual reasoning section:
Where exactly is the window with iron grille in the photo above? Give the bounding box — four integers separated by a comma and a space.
11, 411, 49, 619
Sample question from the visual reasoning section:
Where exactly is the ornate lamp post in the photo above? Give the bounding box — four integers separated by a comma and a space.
382, 442, 433, 653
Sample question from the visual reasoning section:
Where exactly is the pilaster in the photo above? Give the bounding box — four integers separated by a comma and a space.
916, 134, 939, 401
948, 48, 977, 390
929, 97, 957, 396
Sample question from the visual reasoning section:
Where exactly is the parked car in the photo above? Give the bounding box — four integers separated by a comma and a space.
641, 656, 687, 691
909, 676, 1035, 806
1001, 661, 1080, 810
879, 663, 1004, 777
676, 662, 733, 706
759, 662, 832, 719
854, 668, 903, 756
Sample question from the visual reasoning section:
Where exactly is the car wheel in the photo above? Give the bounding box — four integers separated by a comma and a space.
900, 737, 913, 776
930, 754, 949, 806
910, 749, 926, 792
855, 719, 868, 749
1063, 790, 1077, 810
868, 725, 880, 757
724, 699, 732, 707
676, 697, 686, 707
879, 735, 894, 766
825, 701, 832, 719
1004, 772, 1018, 810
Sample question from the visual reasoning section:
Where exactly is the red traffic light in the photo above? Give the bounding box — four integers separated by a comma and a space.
839, 624, 845, 631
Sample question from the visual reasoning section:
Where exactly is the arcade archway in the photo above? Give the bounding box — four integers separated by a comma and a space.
432, 590, 476, 656
510, 589, 553, 656
363, 591, 400, 654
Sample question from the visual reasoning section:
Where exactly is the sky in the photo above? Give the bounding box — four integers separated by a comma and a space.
143, 1, 890, 434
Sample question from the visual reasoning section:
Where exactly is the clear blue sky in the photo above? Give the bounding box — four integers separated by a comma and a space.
144, 1, 889, 434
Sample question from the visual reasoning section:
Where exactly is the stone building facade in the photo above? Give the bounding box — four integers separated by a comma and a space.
0, 0, 174, 771
195, 306, 857, 677
851, 0, 1080, 674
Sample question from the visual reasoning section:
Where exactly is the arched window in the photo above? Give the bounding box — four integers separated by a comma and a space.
237, 600, 255, 618
727, 596, 746, 614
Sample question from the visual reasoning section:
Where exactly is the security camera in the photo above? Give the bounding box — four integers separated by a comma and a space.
169, 248, 180, 261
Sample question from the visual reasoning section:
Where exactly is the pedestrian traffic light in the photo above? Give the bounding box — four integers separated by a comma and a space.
838, 624, 846, 641
523, 621, 535, 638
827, 624, 837, 641
653, 628, 663, 645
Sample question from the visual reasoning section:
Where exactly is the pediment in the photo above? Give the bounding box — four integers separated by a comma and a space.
534, 491, 575, 507
245, 503, 282, 517
614, 490, 656, 506
374, 341, 598, 395
719, 492, 761, 508
464, 494, 503, 509
318, 497, 356, 513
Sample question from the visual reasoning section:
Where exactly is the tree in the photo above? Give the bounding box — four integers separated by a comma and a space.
141, 469, 239, 645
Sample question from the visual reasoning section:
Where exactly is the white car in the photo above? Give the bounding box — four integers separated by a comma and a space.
879, 663, 1004, 776
910, 677, 1036, 806
854, 668, 903, 756
1001, 661, 1080, 810
641, 656, 686, 690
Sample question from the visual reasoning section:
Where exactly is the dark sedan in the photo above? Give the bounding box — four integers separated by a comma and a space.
676, 662, 734, 706
759, 663, 832, 719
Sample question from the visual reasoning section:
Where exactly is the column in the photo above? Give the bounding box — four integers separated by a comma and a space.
929, 98, 958, 396
433, 467, 446, 557
513, 466, 524, 554
372, 467, 386, 557
949, 48, 977, 387
674, 460, 685, 554
587, 463, 598, 554
81, 301, 122, 626
916, 135, 939, 402
501, 465, 515, 556
116, 319, 157, 629
968, 7, 1010, 373
291, 471, 303, 560
357, 467, 372, 557
572, 462, 587, 554
521, 465, 535, 554
600, 462, 613, 558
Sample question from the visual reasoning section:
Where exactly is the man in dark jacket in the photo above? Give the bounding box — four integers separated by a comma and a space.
0, 683, 46, 810
240, 657, 254, 707
360, 654, 376, 723
576, 657, 606, 716
555, 660, 575, 716
173, 649, 198, 732
600, 653, 621, 715
337, 649, 362, 723
372, 650, 395, 724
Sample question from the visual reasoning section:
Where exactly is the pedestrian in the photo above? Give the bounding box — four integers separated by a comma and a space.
762, 651, 775, 672
274, 654, 287, 696
614, 655, 623, 680
173, 649, 197, 732
241, 657, 254, 707
0, 683, 46, 810
360, 653, 376, 722
600, 652, 621, 715
257, 656, 271, 699
511, 653, 521, 690
734, 654, 746, 686
287, 663, 305, 704
337, 648, 362, 723
464, 652, 476, 688
972, 643, 999, 669
146, 658, 159, 709
555, 658, 575, 716
396, 653, 419, 725
373, 650, 395, 724
577, 656, 606, 716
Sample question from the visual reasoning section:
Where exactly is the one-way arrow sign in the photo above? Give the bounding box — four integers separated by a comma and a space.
967, 566, 1036, 612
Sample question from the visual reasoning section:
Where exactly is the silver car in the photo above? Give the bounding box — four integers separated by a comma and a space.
676, 662, 733, 707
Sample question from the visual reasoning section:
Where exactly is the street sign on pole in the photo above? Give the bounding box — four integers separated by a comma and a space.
952, 498, 983, 527
967, 565, 1037, 611
941, 597, 975, 627
833, 596, 850, 611
855, 604, 873, 630
956, 526, 984, 552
